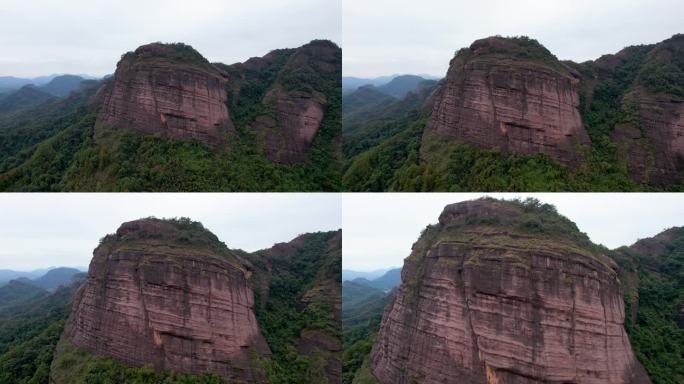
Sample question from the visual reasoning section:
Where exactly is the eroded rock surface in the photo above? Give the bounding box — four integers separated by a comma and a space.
581, 34, 684, 186
370, 199, 650, 384
96, 43, 233, 147
423, 37, 590, 166
63, 218, 269, 382
255, 40, 341, 164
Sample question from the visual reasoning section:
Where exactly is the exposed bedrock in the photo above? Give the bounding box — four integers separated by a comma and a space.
63, 218, 269, 383
370, 199, 650, 384
423, 37, 590, 167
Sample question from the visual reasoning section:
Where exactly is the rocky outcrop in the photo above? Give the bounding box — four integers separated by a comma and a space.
609, 35, 684, 186
370, 199, 650, 384
96, 43, 234, 147
423, 37, 590, 167
94, 40, 341, 164
61, 218, 269, 382
255, 40, 341, 164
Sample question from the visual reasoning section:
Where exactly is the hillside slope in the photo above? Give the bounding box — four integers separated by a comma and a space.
0, 40, 341, 192
343, 35, 684, 191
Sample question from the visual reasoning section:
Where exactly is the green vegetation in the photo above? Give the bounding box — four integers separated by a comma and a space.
636, 34, 684, 97
0, 109, 340, 191
618, 229, 684, 384
249, 231, 340, 384
99, 217, 228, 252
50, 339, 225, 384
342, 35, 684, 191
120, 42, 218, 74
0, 41, 341, 191
341, 278, 392, 384
0, 282, 73, 384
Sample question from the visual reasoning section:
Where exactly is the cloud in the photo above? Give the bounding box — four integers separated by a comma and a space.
343, 193, 684, 271
0, 0, 340, 77
343, 0, 683, 77
0, 193, 341, 270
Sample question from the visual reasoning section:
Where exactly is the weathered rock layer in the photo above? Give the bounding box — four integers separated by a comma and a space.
254, 40, 341, 164
63, 218, 269, 382
96, 43, 234, 147
423, 37, 590, 167
370, 199, 650, 384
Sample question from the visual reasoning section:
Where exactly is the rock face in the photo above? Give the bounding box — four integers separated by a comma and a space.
62, 218, 269, 382
423, 37, 590, 166
607, 35, 684, 186
93, 40, 341, 165
370, 199, 650, 384
254, 40, 341, 164
96, 43, 233, 147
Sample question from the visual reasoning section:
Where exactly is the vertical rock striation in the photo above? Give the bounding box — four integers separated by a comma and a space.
62, 218, 269, 382
96, 43, 234, 147
370, 199, 650, 384
423, 36, 590, 167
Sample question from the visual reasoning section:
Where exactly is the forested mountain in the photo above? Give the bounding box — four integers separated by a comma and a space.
344, 198, 683, 384
0, 40, 341, 191
343, 34, 684, 192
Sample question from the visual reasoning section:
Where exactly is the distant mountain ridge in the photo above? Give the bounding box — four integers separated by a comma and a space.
0, 267, 85, 290
343, 267, 400, 281
39, 75, 87, 97
0, 74, 97, 95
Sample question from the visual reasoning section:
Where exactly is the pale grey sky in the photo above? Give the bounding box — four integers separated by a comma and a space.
0, 194, 341, 271
343, 0, 683, 77
0, 0, 341, 78
343, 193, 684, 271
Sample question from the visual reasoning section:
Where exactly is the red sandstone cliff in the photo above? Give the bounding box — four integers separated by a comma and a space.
370, 199, 650, 384
422, 37, 590, 167
607, 36, 684, 186
61, 218, 269, 382
96, 40, 341, 165
96, 43, 234, 147
252, 40, 341, 164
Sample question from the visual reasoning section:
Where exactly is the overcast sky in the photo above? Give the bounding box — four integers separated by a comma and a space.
343, 0, 683, 77
0, 0, 340, 78
343, 193, 684, 271
0, 194, 340, 271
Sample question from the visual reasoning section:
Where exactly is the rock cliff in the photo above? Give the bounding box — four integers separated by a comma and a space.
423, 37, 590, 167
250, 40, 342, 164
602, 35, 684, 186
60, 218, 270, 382
370, 198, 650, 384
96, 43, 234, 147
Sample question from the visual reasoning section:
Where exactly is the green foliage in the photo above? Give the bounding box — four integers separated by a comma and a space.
622, 234, 684, 384
0, 320, 63, 384
636, 34, 684, 97
251, 232, 340, 384
343, 124, 644, 192
0, 283, 77, 384
343, 36, 684, 191
120, 42, 216, 74
0, 111, 96, 191
221, 49, 293, 129
51, 339, 225, 384
342, 116, 425, 191
341, 279, 390, 384
481, 35, 555, 61
0, 42, 341, 192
